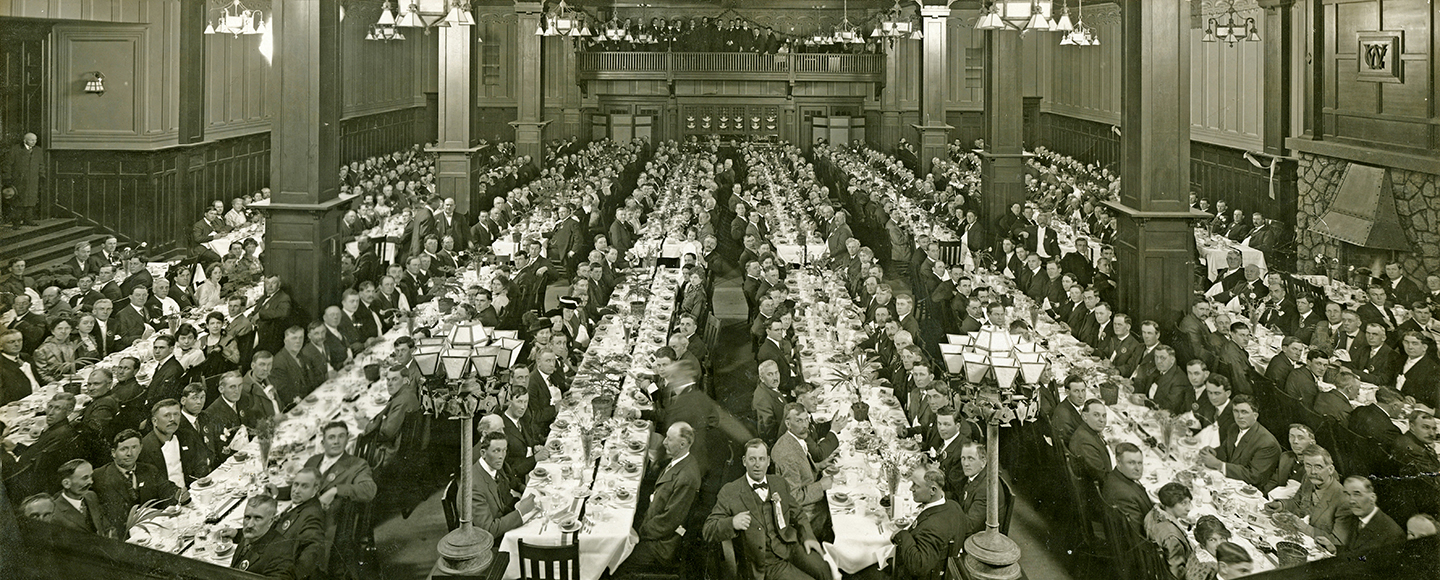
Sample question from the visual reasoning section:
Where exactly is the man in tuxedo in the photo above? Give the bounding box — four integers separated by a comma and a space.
50, 459, 108, 535
1255, 285, 1298, 337
703, 439, 829, 580
470, 431, 537, 541
254, 276, 293, 355
1103, 443, 1155, 523
139, 398, 213, 489
622, 422, 704, 570
890, 466, 966, 580
304, 421, 377, 579
548, 203, 584, 281
0, 329, 38, 405
229, 494, 298, 578
1327, 476, 1406, 554
93, 429, 185, 539
1199, 395, 1281, 489
1394, 331, 1440, 410
1068, 399, 1112, 484
1021, 213, 1062, 261
526, 349, 564, 437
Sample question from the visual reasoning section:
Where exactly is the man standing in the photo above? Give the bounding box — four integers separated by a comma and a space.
703, 439, 829, 580
5, 133, 45, 226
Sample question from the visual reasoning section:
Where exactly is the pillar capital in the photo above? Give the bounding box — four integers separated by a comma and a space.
919, 6, 951, 19
1255, 0, 1297, 10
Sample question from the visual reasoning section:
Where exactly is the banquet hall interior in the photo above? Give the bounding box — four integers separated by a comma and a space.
1, 0, 1438, 580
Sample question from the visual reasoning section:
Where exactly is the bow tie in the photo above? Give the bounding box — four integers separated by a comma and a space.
751, 481, 768, 491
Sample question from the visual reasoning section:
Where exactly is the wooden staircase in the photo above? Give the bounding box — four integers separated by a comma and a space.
0, 218, 114, 276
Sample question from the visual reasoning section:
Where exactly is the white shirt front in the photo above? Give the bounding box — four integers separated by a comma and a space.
746, 475, 769, 502
160, 435, 186, 489
2, 353, 39, 390
60, 491, 86, 513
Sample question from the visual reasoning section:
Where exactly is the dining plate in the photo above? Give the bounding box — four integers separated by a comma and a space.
532, 467, 550, 480
614, 489, 633, 501
830, 492, 851, 506
557, 518, 582, 533
194, 477, 214, 489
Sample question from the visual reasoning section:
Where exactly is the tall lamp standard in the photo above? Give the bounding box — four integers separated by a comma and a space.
957, 326, 1048, 580
416, 322, 516, 575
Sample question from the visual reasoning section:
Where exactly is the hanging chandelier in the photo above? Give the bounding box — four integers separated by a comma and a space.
397, 0, 476, 31
536, 0, 591, 38
831, 0, 867, 44
367, 2, 406, 41
1202, 0, 1260, 46
204, 0, 267, 37
1057, 0, 1098, 46
974, 0, 1054, 32
871, 0, 922, 41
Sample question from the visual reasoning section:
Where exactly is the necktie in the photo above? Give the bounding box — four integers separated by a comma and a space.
124, 469, 137, 490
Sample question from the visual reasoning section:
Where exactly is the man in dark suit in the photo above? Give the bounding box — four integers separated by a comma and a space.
1347, 387, 1406, 444
139, 398, 213, 489
703, 439, 829, 580
1358, 287, 1398, 332
1108, 314, 1144, 378
954, 441, 1008, 543
1380, 263, 1424, 310
144, 335, 186, 409
1020, 214, 1062, 261
1285, 350, 1329, 408
275, 467, 329, 580
1353, 324, 1398, 385
1068, 399, 1112, 484
1103, 443, 1155, 523
751, 360, 788, 444
470, 431, 535, 541
405, 195, 439, 261
1050, 375, 1089, 445
469, 208, 500, 252
51, 459, 109, 536
622, 422, 704, 570
1291, 295, 1324, 345
497, 385, 541, 478
1176, 301, 1215, 368
526, 349, 564, 437
269, 328, 311, 406
547, 203, 584, 281
229, 494, 298, 579
0, 329, 38, 405
199, 372, 260, 460
93, 429, 185, 539
1394, 331, 1440, 410
1144, 348, 1193, 416
254, 276, 293, 354
1200, 395, 1281, 489
890, 465, 967, 580
110, 286, 153, 350
1390, 411, 1440, 474
1265, 337, 1304, 389
757, 318, 797, 394
1328, 476, 1406, 554
304, 422, 376, 579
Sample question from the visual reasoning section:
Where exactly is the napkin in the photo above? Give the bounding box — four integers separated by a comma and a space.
1197, 423, 1221, 449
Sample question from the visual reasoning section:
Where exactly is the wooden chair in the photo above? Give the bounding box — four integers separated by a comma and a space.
716, 537, 757, 580
517, 538, 580, 580
440, 477, 460, 531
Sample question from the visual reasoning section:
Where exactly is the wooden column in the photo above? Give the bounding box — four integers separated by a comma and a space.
980, 27, 1026, 231
1104, 0, 1204, 325
1258, 0, 1294, 156
431, 16, 482, 217
511, 1, 549, 165
177, 0, 205, 144
911, 3, 951, 177
260, 0, 345, 315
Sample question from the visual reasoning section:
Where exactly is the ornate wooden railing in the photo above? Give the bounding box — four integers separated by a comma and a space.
576, 52, 886, 84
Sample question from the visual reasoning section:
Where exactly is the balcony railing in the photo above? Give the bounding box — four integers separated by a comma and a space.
576, 52, 886, 84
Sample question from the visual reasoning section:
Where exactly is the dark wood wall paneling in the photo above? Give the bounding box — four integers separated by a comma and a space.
54, 109, 425, 253
339, 107, 426, 166
1318, 0, 1438, 155
0, 19, 51, 146
1040, 112, 1286, 226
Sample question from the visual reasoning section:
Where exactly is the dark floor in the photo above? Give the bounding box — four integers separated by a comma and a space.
369, 268, 1080, 580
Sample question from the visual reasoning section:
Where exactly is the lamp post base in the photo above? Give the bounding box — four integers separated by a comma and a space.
963, 529, 1022, 580
435, 524, 494, 576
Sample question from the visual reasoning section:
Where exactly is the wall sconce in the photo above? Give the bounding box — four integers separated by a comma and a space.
84, 72, 105, 96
